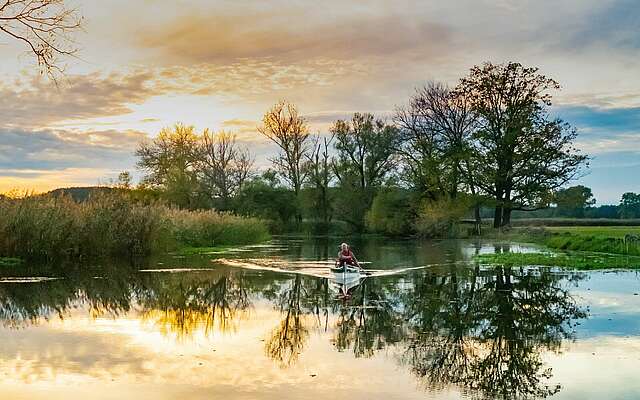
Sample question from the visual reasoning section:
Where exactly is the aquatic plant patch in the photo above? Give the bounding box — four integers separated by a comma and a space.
475, 252, 640, 270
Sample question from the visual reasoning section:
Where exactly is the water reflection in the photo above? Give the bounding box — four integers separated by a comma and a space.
0, 240, 598, 399
401, 266, 586, 399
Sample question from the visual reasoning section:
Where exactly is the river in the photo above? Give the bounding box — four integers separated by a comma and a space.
0, 237, 639, 399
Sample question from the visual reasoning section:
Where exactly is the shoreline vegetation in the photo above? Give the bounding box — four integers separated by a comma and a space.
0, 192, 269, 264
495, 226, 640, 256
477, 225, 640, 269
475, 252, 640, 270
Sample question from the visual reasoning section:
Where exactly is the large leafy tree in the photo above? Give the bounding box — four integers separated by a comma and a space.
331, 113, 399, 231
135, 124, 202, 208
554, 185, 595, 217
619, 192, 640, 219
458, 62, 588, 227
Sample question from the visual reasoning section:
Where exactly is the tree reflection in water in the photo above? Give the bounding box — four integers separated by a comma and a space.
138, 273, 252, 339
0, 259, 587, 399
402, 266, 587, 399
333, 278, 405, 358
264, 274, 310, 367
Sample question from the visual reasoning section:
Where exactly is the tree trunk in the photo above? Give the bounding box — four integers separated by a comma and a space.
493, 205, 503, 229
474, 204, 482, 235
502, 207, 512, 227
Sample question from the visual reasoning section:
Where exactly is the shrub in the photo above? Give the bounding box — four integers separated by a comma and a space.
366, 188, 413, 236
415, 196, 472, 238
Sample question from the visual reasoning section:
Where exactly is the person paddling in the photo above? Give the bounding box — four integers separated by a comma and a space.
337, 243, 360, 269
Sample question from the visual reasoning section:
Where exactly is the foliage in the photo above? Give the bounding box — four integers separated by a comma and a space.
166, 208, 269, 247
331, 113, 399, 231
234, 172, 298, 233
415, 196, 472, 238
542, 230, 640, 256
366, 188, 414, 236
136, 124, 202, 208
0, 257, 23, 267
619, 192, 640, 219
510, 218, 640, 227
554, 185, 595, 217
458, 62, 588, 227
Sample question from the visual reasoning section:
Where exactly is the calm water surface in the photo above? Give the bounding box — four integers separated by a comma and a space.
1, 237, 639, 400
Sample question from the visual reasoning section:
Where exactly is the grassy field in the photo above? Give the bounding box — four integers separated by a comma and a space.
545, 226, 640, 238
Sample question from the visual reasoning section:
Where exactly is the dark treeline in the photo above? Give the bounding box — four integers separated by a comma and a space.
132, 62, 596, 236
489, 186, 640, 220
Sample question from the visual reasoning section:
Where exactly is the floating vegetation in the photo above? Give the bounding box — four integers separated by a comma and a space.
0, 277, 61, 283
476, 251, 640, 270
0, 257, 23, 267
138, 268, 214, 273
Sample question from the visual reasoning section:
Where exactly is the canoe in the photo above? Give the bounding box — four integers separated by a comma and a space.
330, 265, 361, 274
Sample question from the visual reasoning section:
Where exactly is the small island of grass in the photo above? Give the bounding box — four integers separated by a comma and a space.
475, 251, 640, 270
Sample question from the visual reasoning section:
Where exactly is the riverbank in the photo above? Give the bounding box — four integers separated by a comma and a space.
0, 193, 270, 263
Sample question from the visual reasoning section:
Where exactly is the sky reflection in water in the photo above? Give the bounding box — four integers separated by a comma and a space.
0, 238, 639, 400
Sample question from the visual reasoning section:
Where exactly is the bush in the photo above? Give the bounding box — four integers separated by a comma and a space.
366, 188, 413, 236
415, 196, 472, 238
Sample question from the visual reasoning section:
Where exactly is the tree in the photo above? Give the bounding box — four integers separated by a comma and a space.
258, 101, 310, 196
258, 101, 310, 223
304, 134, 334, 230
135, 124, 201, 208
0, 0, 82, 77
554, 185, 595, 217
235, 171, 298, 232
394, 81, 478, 200
395, 81, 482, 224
116, 171, 132, 189
198, 130, 254, 210
619, 192, 640, 219
458, 62, 588, 228
331, 113, 399, 231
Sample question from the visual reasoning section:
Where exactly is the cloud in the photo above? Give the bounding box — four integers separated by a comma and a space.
555, 105, 640, 155
135, 7, 452, 64
0, 72, 160, 128
568, 0, 640, 50
0, 127, 142, 172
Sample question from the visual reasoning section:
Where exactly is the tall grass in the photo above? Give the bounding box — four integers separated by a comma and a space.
166, 208, 270, 247
0, 193, 269, 262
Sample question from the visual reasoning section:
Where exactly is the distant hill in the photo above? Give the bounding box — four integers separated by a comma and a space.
46, 186, 118, 202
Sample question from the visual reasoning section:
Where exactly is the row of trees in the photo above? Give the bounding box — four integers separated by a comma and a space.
136, 62, 589, 233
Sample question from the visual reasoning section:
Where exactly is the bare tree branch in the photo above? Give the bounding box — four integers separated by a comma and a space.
0, 0, 82, 80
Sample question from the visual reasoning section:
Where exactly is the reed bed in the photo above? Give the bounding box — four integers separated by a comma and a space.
0, 193, 269, 262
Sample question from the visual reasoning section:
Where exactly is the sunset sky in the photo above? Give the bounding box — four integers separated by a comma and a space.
1, 0, 639, 203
